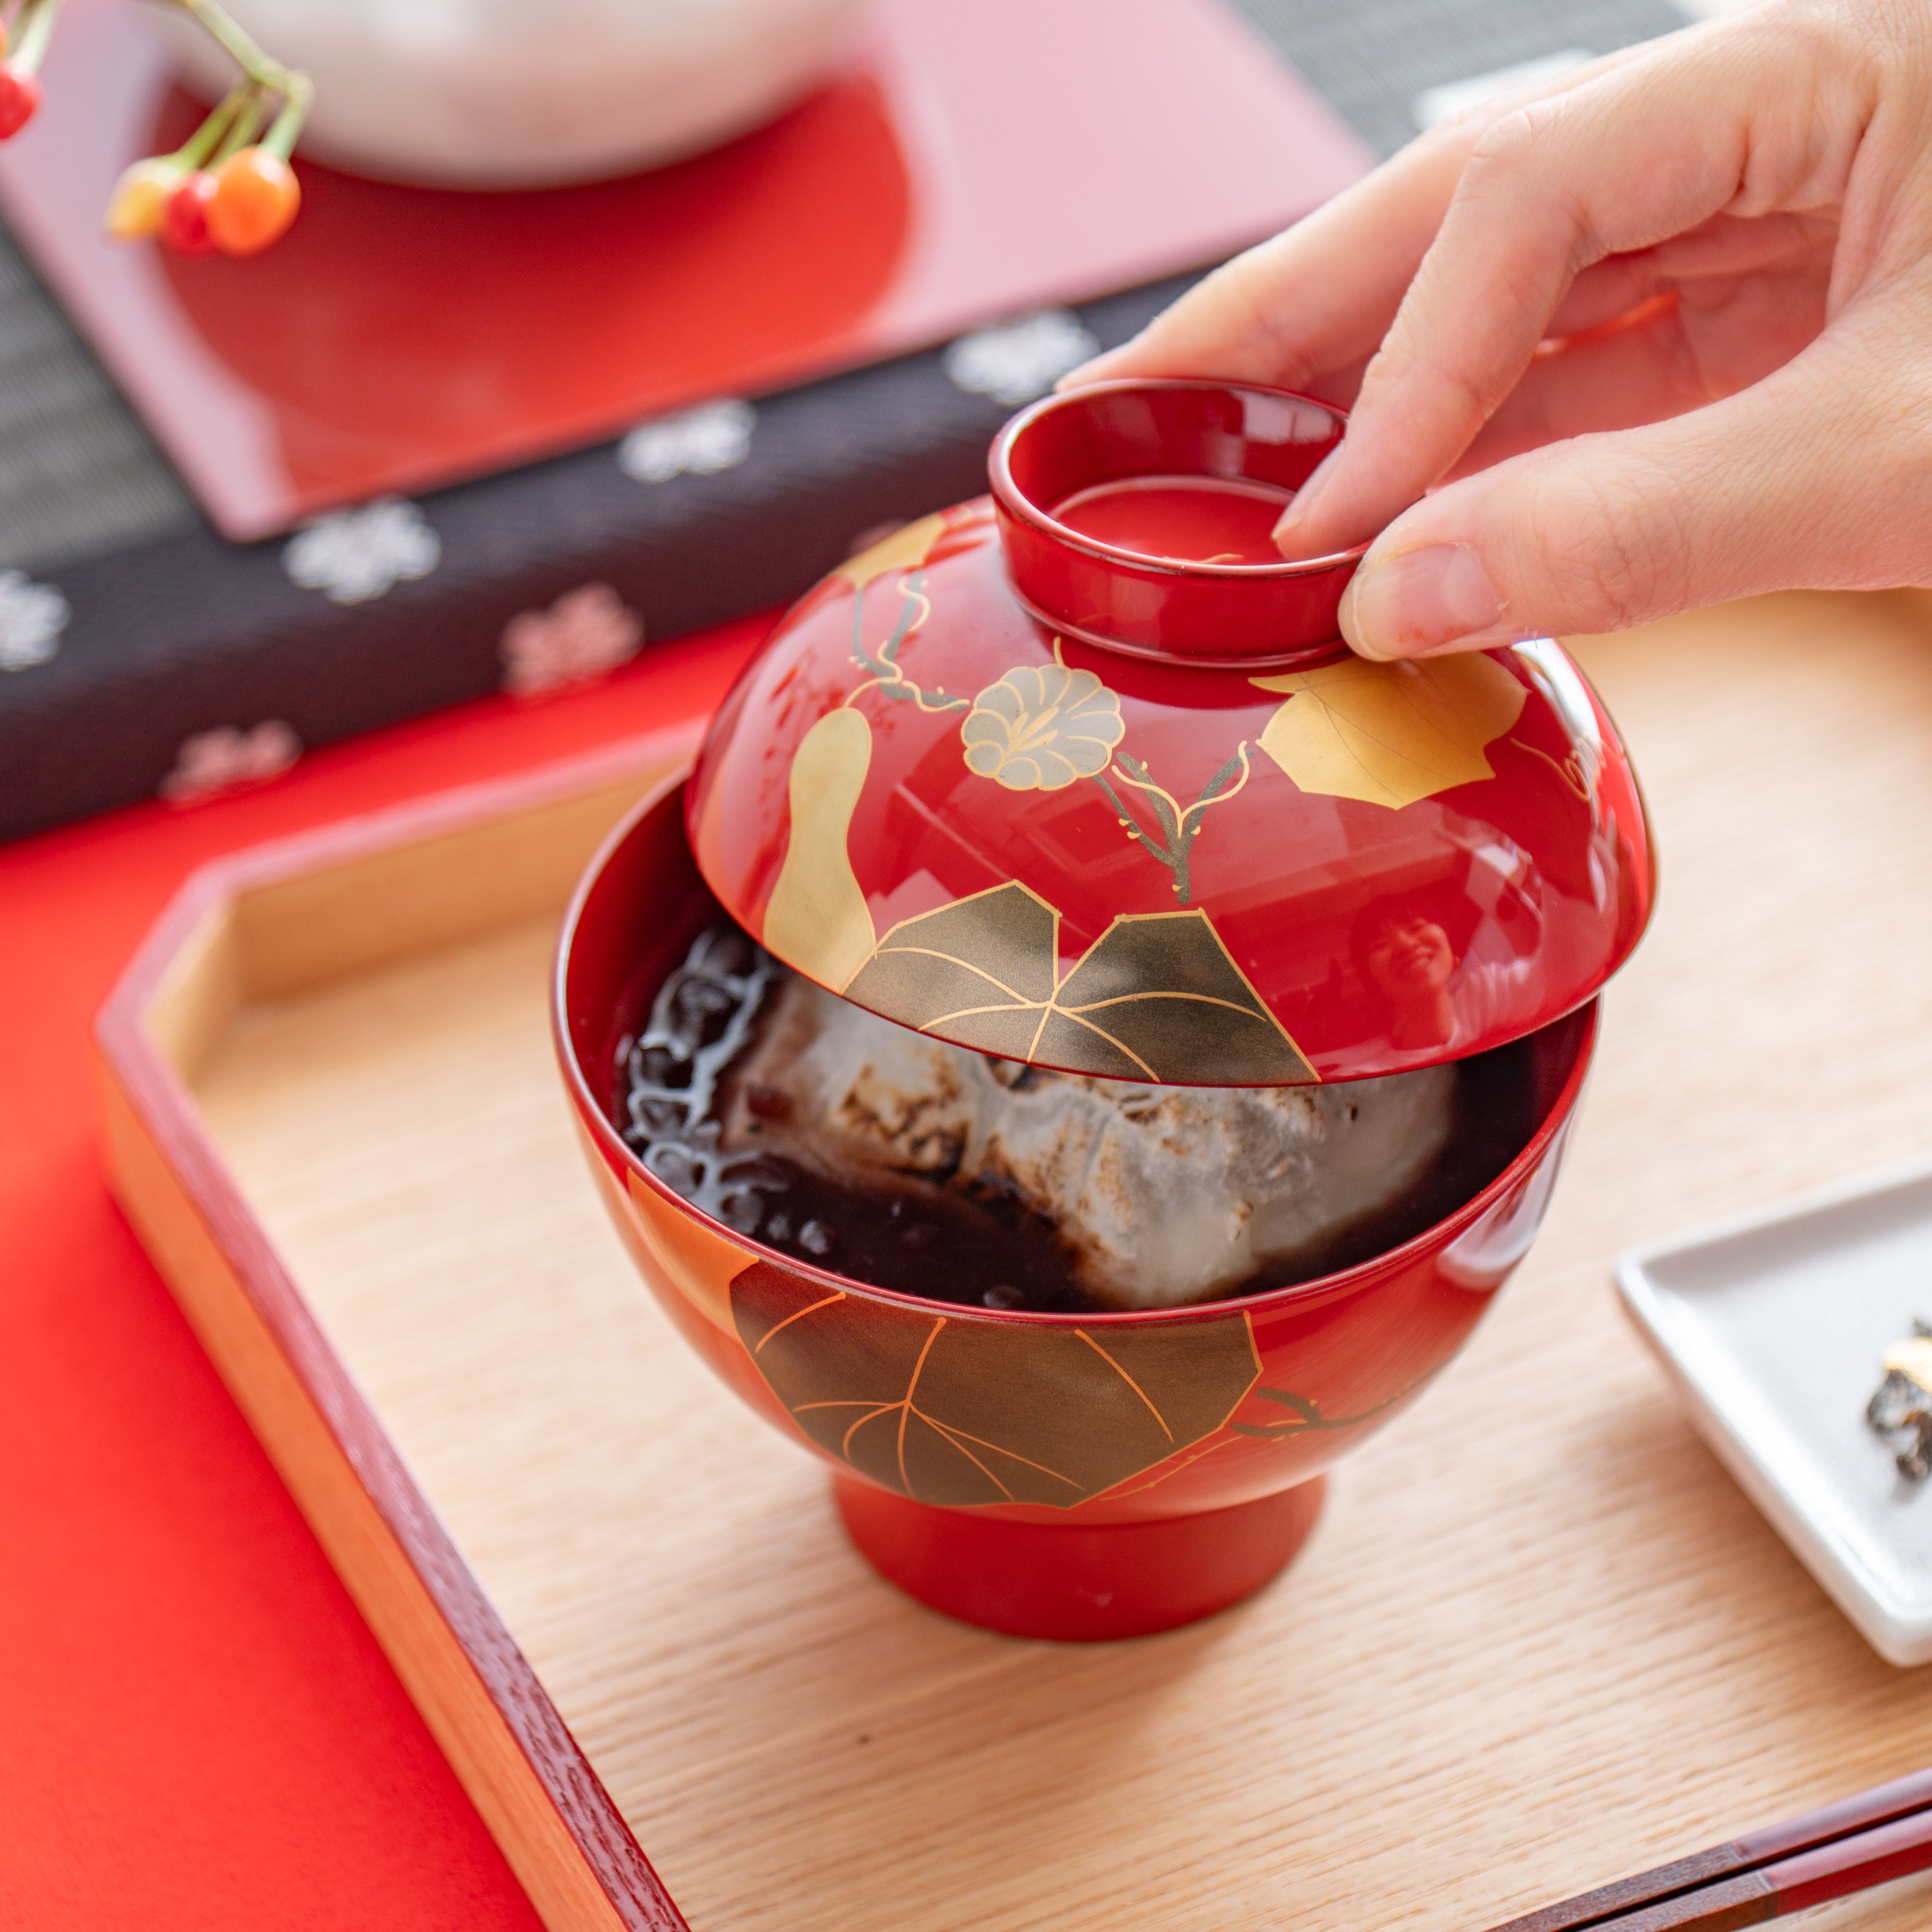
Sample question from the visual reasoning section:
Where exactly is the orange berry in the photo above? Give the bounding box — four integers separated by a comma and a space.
105, 157, 188, 241
206, 146, 300, 257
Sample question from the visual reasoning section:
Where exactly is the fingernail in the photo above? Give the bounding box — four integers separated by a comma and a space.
1271, 447, 1342, 554
1342, 543, 1503, 660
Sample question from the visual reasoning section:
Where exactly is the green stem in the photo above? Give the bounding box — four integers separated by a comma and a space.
174, 81, 249, 168
210, 83, 267, 163
261, 72, 312, 159
160, 0, 312, 154
176, 0, 279, 82
12, 0, 63, 74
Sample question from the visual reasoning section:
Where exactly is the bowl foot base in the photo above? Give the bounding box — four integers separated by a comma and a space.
832, 1475, 1327, 1641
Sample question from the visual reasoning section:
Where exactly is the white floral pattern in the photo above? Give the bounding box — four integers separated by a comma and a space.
0, 570, 69, 671
160, 721, 302, 805
962, 663, 1125, 790
283, 498, 441, 604
618, 399, 756, 483
943, 310, 1100, 406
500, 582, 643, 697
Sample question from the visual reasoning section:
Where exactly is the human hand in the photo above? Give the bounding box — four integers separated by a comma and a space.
1071, 0, 1932, 659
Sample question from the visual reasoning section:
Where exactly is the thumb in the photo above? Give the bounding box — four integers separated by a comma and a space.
1338, 323, 1932, 660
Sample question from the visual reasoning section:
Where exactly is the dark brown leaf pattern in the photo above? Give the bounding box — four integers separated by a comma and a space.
1228, 1376, 1439, 1440
732, 1261, 1261, 1508
842, 882, 1316, 1085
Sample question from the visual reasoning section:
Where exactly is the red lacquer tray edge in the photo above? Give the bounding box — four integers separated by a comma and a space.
92, 731, 709, 1932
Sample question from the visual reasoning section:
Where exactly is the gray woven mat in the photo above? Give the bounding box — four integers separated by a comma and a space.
0, 227, 196, 571
0, 0, 1688, 574
1237, 0, 1682, 157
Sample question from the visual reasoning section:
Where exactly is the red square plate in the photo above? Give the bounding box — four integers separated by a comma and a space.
0, 0, 1370, 540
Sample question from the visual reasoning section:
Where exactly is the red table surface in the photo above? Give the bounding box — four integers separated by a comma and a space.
0, 617, 763, 1931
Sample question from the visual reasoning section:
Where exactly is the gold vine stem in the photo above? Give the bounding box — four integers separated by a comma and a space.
1095, 743, 1252, 905
1110, 763, 1187, 831
844, 675, 970, 716
843, 576, 967, 713
1228, 1365, 1445, 1440
1509, 734, 1593, 803
1109, 1364, 1448, 1502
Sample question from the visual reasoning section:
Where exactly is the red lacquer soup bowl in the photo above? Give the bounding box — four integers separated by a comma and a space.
554, 768, 1598, 1642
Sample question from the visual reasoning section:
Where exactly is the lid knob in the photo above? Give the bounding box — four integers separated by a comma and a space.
989, 379, 1367, 668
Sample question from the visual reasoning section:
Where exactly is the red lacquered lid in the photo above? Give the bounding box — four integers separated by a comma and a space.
688, 380, 1654, 1086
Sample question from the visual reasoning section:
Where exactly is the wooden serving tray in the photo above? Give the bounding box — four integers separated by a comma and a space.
96, 595, 1932, 1932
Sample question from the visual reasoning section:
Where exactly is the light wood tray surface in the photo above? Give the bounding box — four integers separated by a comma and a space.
103, 594, 1932, 1932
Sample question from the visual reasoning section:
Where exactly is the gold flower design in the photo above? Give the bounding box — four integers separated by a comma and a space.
962, 664, 1125, 791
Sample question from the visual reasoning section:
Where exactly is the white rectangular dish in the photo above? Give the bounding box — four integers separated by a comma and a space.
1619, 1159, 1932, 1666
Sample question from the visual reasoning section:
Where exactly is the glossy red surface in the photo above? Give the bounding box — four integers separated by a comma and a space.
554, 774, 1599, 1637
0, 0, 1372, 538
834, 1474, 1328, 1640
1052, 474, 1298, 565
688, 433, 1654, 1085
993, 380, 1365, 662
149, 79, 912, 489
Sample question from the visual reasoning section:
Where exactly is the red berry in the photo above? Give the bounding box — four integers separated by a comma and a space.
0, 63, 40, 141
161, 172, 219, 257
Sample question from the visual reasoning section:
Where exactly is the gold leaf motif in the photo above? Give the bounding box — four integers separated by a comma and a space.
732, 1260, 1260, 1508
832, 513, 948, 591
961, 663, 1125, 790
1251, 652, 1528, 809
1049, 913, 1309, 1083
761, 709, 877, 992
845, 884, 1062, 1063
844, 882, 1315, 1085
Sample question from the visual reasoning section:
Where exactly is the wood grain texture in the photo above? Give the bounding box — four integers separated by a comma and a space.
108, 593, 1932, 1931
96, 735, 705, 1932
95, 1075, 664, 1932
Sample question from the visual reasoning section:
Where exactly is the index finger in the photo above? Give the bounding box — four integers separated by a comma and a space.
1274, 12, 1873, 556
1066, 41, 1658, 395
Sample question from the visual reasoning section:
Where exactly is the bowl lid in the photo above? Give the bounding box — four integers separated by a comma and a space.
688, 380, 1654, 1086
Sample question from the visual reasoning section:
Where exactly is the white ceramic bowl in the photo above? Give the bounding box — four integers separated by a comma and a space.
161, 0, 875, 189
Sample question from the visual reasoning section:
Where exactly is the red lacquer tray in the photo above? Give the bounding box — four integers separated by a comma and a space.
0, 0, 1371, 540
